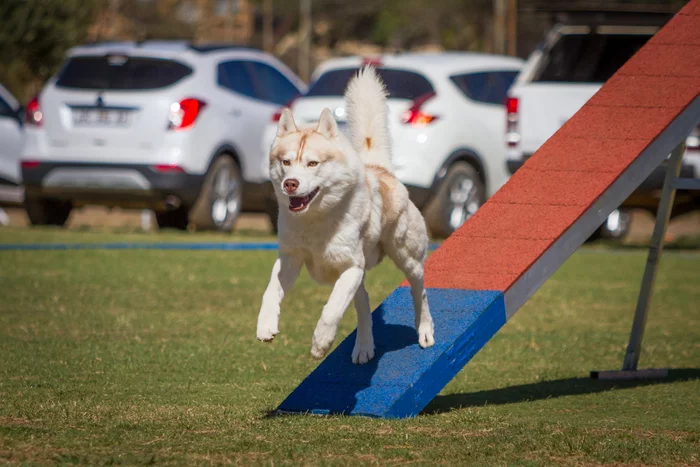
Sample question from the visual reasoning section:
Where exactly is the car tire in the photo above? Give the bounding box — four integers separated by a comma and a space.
265, 198, 279, 234
188, 156, 243, 232
423, 162, 485, 239
25, 196, 72, 227
587, 208, 632, 242
155, 206, 189, 231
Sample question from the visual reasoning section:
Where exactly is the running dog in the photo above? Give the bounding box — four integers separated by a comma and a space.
257, 66, 434, 364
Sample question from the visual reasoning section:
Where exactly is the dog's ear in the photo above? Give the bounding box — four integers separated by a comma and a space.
277, 108, 298, 137
316, 108, 338, 140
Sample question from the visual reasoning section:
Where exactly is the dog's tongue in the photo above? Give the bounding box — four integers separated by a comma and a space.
289, 196, 306, 210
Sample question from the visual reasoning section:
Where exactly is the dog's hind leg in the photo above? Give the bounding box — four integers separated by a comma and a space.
386, 208, 435, 349
396, 252, 434, 349
257, 254, 302, 342
352, 279, 375, 364
311, 266, 364, 359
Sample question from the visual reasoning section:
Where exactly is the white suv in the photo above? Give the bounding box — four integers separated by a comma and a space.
262, 53, 523, 237
21, 41, 305, 230
506, 19, 700, 237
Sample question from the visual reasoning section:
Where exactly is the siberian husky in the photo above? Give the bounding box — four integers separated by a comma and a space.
256, 66, 435, 364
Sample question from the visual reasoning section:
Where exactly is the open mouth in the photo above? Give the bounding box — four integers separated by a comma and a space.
288, 187, 320, 212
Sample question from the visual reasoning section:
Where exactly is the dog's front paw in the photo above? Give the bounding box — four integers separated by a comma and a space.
418, 320, 435, 349
256, 311, 279, 342
352, 340, 375, 364
311, 321, 336, 359
257, 323, 279, 342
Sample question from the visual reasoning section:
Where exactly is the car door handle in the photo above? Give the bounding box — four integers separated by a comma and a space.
230, 109, 241, 117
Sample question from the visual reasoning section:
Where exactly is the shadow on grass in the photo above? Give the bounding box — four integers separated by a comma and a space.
423, 368, 700, 414
618, 240, 700, 251
589, 237, 700, 251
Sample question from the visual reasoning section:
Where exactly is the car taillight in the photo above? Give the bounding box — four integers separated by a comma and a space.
168, 98, 206, 130
686, 124, 700, 151
505, 96, 520, 148
151, 164, 185, 173
362, 57, 383, 67
25, 97, 43, 126
21, 160, 41, 169
272, 96, 300, 122
401, 92, 439, 127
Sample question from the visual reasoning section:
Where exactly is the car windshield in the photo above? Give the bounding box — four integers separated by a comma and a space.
307, 68, 434, 100
55, 55, 193, 90
534, 33, 652, 83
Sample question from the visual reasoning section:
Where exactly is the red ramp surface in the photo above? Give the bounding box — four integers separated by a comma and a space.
425, 0, 700, 298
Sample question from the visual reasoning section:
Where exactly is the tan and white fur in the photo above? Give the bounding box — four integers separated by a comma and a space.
257, 66, 434, 364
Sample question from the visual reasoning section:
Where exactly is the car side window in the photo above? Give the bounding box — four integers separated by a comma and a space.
217, 60, 257, 100
0, 95, 15, 118
450, 71, 519, 106
247, 61, 301, 106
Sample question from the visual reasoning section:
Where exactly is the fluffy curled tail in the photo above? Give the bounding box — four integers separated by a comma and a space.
344, 66, 393, 171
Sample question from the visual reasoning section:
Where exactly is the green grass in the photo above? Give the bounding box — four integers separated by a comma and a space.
0, 229, 699, 465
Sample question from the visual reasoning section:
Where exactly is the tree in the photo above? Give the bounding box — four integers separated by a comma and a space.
0, 0, 100, 101
111, 0, 194, 42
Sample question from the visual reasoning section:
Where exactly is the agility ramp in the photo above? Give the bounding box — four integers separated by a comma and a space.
278, 2, 700, 418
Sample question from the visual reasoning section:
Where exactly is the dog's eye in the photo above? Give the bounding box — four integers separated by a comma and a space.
282, 160, 291, 166
307, 161, 319, 168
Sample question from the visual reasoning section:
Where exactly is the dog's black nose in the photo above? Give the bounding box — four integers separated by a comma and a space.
284, 179, 299, 194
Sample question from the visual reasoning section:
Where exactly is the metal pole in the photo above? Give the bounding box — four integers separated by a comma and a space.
621, 141, 685, 371
507, 0, 517, 56
494, 0, 507, 55
299, 0, 311, 81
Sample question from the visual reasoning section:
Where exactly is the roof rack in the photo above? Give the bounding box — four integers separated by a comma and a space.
522, 0, 677, 14
73, 41, 260, 54
548, 10, 674, 27
188, 43, 259, 53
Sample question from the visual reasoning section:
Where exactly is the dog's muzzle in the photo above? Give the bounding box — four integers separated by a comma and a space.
288, 187, 320, 212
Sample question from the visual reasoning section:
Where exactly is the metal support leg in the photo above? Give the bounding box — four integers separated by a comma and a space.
591, 142, 685, 381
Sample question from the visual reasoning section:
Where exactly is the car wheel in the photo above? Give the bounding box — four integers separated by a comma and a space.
588, 208, 632, 242
423, 162, 485, 239
25, 196, 72, 227
155, 206, 189, 231
265, 198, 279, 234
189, 156, 243, 232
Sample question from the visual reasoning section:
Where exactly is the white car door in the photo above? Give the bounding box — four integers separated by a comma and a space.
0, 87, 23, 188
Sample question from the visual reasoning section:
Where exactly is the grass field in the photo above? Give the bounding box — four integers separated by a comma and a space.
1, 228, 699, 465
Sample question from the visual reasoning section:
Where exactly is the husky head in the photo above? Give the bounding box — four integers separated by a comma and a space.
269, 108, 361, 216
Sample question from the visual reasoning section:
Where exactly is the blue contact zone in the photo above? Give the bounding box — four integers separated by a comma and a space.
278, 287, 507, 419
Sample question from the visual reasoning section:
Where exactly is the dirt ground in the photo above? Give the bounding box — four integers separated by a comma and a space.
1, 206, 273, 233
2, 206, 699, 243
